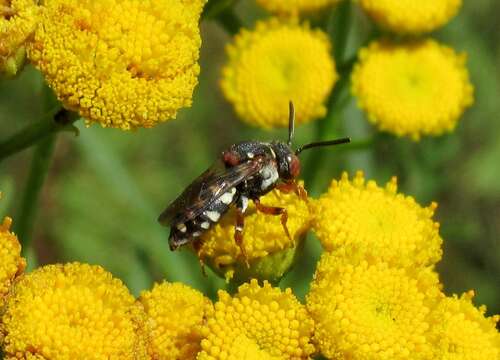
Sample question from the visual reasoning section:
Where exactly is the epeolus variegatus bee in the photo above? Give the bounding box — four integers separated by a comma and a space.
158, 102, 350, 261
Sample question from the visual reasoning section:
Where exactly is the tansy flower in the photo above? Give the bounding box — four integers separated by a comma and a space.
311, 171, 442, 268
427, 291, 500, 360
221, 18, 337, 128
198, 185, 311, 283
0, 216, 26, 307
28, 0, 205, 130
138, 282, 214, 360
198, 279, 315, 359
359, 0, 462, 34
0, 0, 39, 77
351, 39, 473, 140
307, 254, 443, 359
255, 0, 342, 17
1, 262, 148, 359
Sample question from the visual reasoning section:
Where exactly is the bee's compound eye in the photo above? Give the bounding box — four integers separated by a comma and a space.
289, 155, 301, 178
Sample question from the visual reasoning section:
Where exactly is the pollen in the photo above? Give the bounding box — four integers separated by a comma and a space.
0, 216, 26, 308
351, 39, 474, 140
359, 0, 462, 34
311, 171, 442, 268
221, 18, 337, 128
0, 262, 148, 359
307, 254, 443, 359
198, 184, 311, 282
28, 0, 205, 130
427, 291, 500, 360
0, 0, 39, 76
198, 279, 315, 360
138, 281, 214, 360
255, 0, 342, 16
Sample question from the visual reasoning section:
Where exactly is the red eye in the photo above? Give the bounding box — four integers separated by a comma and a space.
289, 155, 300, 178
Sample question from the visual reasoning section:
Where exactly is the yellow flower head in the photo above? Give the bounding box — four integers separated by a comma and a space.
198, 185, 311, 282
0, 0, 39, 76
1, 262, 148, 359
360, 0, 462, 34
221, 18, 337, 128
138, 281, 214, 360
28, 0, 205, 130
198, 279, 315, 360
255, 0, 342, 16
0, 216, 26, 306
307, 254, 443, 359
428, 291, 500, 360
351, 39, 474, 140
311, 171, 442, 268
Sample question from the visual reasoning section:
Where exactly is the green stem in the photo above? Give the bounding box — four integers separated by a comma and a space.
14, 133, 56, 254
302, 2, 353, 193
302, 72, 351, 191
214, 7, 242, 35
330, 1, 352, 64
202, 0, 237, 20
0, 108, 78, 162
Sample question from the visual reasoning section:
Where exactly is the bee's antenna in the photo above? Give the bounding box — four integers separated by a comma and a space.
287, 101, 295, 146
295, 137, 351, 155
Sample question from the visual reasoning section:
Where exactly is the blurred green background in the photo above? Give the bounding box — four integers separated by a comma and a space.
0, 0, 499, 314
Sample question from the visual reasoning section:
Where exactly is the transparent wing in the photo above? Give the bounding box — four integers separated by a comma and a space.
158, 158, 264, 225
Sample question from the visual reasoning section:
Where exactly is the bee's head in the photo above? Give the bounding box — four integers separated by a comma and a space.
272, 142, 300, 180
274, 101, 350, 181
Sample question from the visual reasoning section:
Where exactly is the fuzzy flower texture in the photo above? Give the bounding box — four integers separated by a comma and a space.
255, 0, 342, 16
359, 0, 462, 34
1, 178, 500, 359
199, 185, 310, 283
221, 18, 337, 128
352, 39, 473, 140
0, 0, 39, 76
28, 0, 205, 130
0, 216, 26, 307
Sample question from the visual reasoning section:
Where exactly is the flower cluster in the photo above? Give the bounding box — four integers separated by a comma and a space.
27, 0, 205, 130
359, 0, 462, 34
312, 171, 442, 267
351, 39, 473, 140
1, 263, 149, 359
199, 184, 311, 282
0, 216, 26, 308
349, 1, 473, 140
198, 279, 315, 360
0, 0, 39, 76
220, 18, 337, 128
306, 171, 499, 359
0, 261, 316, 359
138, 282, 213, 360
1, 175, 499, 358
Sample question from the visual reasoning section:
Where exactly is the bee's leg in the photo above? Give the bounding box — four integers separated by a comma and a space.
235, 207, 250, 268
276, 181, 308, 201
192, 239, 207, 276
253, 199, 292, 242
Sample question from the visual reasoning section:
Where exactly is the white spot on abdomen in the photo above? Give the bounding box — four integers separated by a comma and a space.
220, 191, 234, 205
204, 210, 220, 222
200, 221, 210, 229
176, 223, 187, 233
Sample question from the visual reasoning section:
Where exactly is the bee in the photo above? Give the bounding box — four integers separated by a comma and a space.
158, 102, 350, 259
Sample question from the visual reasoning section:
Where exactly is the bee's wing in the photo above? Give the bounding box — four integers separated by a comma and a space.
158, 158, 264, 226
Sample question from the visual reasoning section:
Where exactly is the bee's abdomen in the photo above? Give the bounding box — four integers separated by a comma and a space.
169, 187, 238, 250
